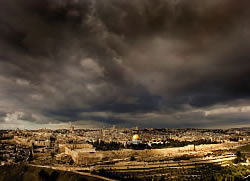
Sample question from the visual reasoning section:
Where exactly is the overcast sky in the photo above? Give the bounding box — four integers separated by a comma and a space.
1, 0, 250, 129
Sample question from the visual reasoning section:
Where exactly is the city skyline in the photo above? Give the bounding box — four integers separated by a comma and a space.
1, 0, 250, 129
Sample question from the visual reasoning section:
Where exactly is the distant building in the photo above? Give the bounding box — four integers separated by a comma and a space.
128, 134, 142, 145
64, 144, 102, 164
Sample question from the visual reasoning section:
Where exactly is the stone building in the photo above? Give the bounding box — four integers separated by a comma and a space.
64, 144, 102, 164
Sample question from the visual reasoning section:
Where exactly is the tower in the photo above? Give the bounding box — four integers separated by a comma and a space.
69, 122, 74, 133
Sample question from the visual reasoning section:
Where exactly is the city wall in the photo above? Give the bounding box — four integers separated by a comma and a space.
64, 142, 239, 164
64, 145, 103, 164
154, 142, 238, 156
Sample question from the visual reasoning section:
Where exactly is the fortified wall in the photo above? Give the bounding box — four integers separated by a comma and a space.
64, 144, 103, 164
154, 142, 238, 156
64, 142, 239, 164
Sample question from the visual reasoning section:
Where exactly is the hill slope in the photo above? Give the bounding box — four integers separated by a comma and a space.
0, 165, 100, 181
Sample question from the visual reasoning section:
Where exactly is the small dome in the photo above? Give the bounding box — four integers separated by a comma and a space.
132, 134, 140, 141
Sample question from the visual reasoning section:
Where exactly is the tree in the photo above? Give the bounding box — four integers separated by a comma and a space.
50, 152, 55, 160
234, 151, 246, 164
130, 156, 136, 161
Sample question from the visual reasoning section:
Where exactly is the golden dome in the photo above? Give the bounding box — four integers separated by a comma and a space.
132, 134, 140, 141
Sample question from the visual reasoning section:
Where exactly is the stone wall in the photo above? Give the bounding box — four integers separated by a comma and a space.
65, 145, 102, 164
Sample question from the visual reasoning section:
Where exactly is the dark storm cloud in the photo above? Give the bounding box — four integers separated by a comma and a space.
0, 0, 250, 128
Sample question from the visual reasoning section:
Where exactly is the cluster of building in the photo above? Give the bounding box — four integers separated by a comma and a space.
0, 141, 31, 164
0, 127, 249, 165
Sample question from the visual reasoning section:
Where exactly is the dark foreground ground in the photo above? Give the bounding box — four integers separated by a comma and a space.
0, 165, 100, 181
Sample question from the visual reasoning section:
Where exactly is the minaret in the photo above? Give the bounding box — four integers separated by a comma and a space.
69, 122, 74, 133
